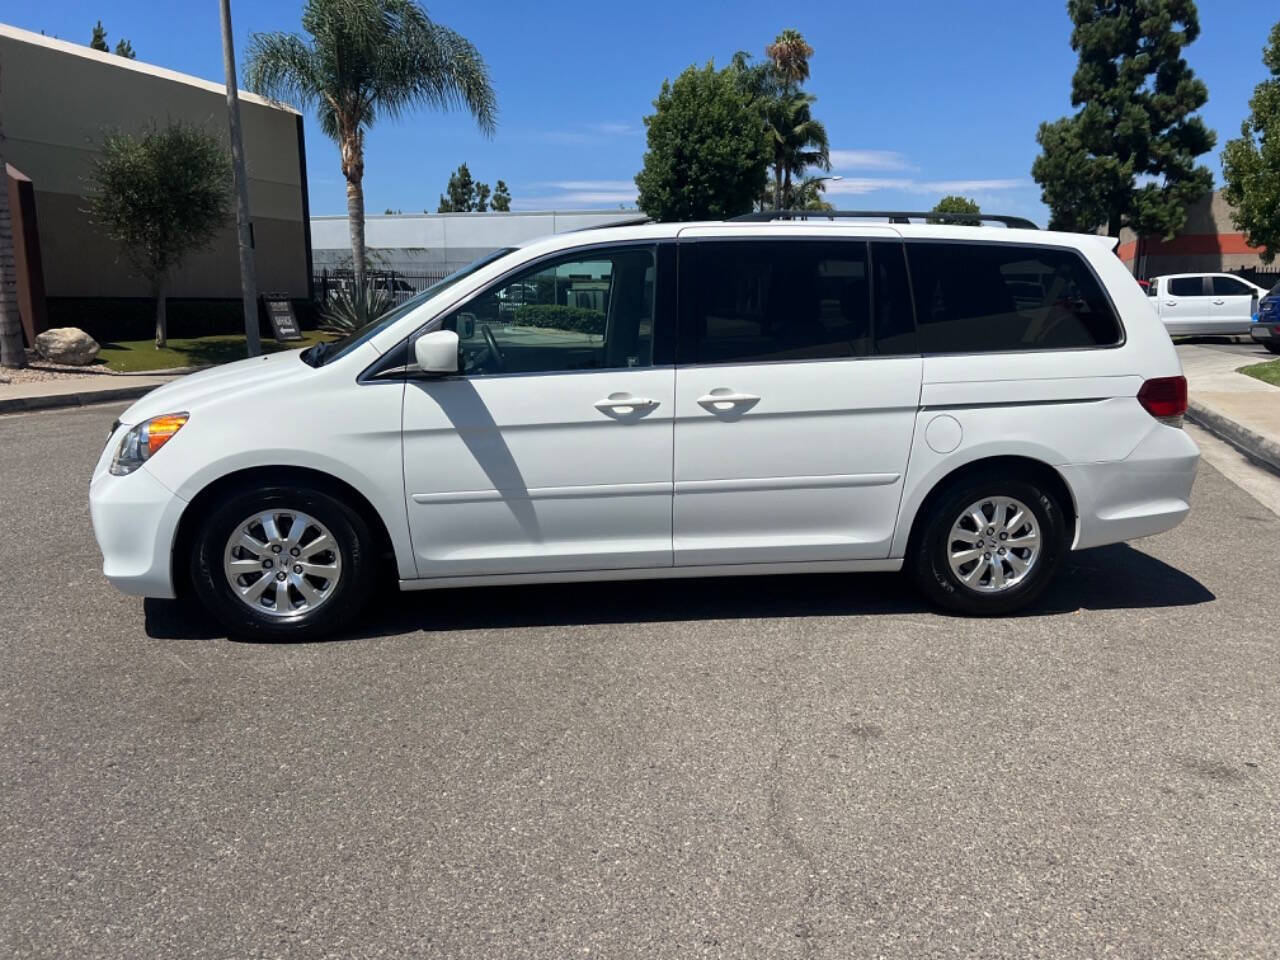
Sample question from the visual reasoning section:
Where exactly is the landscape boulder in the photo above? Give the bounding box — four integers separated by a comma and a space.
35, 327, 101, 366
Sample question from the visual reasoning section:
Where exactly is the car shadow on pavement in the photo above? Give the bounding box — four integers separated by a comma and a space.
142, 542, 1214, 643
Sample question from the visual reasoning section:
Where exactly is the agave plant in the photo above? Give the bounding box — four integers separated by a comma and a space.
319, 281, 394, 334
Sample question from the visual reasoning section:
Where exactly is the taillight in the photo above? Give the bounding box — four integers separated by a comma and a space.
1137, 376, 1188, 427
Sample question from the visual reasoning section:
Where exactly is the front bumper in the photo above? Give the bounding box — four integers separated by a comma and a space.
89, 441, 187, 598
1250, 322, 1278, 343
1059, 423, 1200, 551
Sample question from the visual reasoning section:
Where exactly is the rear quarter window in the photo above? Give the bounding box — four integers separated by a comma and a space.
905, 242, 1123, 354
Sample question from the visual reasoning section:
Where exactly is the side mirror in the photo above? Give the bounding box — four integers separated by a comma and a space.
414, 330, 459, 375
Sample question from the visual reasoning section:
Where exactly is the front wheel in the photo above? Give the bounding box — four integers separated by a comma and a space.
1266, 342, 1280, 355
189, 484, 377, 640
909, 474, 1066, 616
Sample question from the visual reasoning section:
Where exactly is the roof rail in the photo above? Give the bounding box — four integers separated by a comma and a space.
567, 215, 651, 232
730, 209, 1039, 230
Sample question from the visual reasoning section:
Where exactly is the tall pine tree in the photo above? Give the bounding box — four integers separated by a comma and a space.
1032, 0, 1215, 238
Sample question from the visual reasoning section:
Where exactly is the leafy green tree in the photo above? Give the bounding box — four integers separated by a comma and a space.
491, 180, 511, 212
89, 20, 109, 51
1032, 0, 1215, 238
1222, 22, 1280, 263
87, 124, 232, 348
245, 0, 496, 290
929, 195, 981, 225
635, 61, 769, 221
474, 181, 490, 212
114, 38, 136, 59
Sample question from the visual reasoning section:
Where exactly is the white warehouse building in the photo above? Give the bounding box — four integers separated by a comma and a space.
310, 211, 641, 278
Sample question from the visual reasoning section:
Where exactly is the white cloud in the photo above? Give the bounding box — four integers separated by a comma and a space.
824, 177, 1030, 196
828, 149, 916, 172
538, 179, 636, 191
537, 123, 637, 144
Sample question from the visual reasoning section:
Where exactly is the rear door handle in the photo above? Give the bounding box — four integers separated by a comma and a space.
594, 393, 659, 415
1165, 301, 1177, 306
1212, 299, 1225, 305
697, 389, 761, 411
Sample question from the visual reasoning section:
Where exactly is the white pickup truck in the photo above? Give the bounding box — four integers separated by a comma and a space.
1146, 272, 1267, 336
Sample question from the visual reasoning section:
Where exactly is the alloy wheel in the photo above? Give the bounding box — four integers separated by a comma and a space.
222, 510, 342, 617
946, 496, 1041, 593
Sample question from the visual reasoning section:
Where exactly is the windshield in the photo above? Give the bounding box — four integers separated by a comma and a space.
302, 247, 518, 367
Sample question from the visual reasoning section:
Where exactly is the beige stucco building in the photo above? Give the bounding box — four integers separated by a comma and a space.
0, 22, 311, 338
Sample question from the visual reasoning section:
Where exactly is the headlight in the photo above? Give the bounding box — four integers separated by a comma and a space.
110, 413, 189, 476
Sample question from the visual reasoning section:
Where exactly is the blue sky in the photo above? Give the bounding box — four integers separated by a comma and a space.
10, 0, 1274, 224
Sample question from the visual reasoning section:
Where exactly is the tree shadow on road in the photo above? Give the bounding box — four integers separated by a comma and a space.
143, 542, 1214, 644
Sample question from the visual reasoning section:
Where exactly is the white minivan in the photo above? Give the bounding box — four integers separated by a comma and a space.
90, 213, 1200, 639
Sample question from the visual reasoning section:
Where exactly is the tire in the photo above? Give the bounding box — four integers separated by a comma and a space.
189, 483, 377, 641
908, 472, 1066, 616
1266, 343, 1280, 355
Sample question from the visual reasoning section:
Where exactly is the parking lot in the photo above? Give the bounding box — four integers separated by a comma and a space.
2, 402, 1278, 958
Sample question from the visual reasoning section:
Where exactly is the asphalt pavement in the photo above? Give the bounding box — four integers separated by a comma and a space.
2, 402, 1278, 959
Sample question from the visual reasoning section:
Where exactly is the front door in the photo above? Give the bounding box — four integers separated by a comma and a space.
402, 244, 675, 579
672, 234, 922, 566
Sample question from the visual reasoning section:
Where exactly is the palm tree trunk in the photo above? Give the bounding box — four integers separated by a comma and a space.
0, 60, 28, 370
773, 161, 783, 210
153, 277, 168, 349
783, 168, 792, 209
219, 0, 261, 358
347, 176, 366, 290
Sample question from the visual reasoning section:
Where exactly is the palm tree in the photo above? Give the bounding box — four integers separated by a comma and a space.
765, 92, 830, 209
765, 29, 813, 94
0, 59, 28, 370
245, 0, 496, 289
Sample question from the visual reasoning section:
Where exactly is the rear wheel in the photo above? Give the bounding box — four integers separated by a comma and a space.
1266, 342, 1280, 355
909, 473, 1066, 616
190, 484, 376, 640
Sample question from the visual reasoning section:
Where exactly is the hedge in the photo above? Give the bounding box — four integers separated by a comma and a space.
512, 303, 606, 336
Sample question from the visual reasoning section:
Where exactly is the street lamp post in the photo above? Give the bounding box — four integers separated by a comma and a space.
219, 0, 261, 358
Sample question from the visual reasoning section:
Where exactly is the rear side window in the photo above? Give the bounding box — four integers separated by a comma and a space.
1168, 277, 1205, 297
905, 242, 1122, 353
1212, 276, 1254, 296
687, 240, 871, 364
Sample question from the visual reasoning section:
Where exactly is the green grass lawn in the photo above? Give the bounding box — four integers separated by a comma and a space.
96, 330, 333, 373
1240, 358, 1280, 388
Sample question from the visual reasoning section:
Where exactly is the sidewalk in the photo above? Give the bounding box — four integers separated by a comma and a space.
1178, 344, 1280, 473
0, 371, 175, 414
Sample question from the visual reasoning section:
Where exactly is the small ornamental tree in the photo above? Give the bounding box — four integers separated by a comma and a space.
114, 38, 136, 59
635, 61, 769, 222
929, 195, 981, 226
87, 124, 232, 347
491, 180, 511, 211
1032, 0, 1216, 238
1222, 22, 1280, 263
89, 20, 109, 51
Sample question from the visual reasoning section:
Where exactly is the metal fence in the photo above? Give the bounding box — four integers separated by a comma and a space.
313, 269, 451, 305
1231, 266, 1280, 291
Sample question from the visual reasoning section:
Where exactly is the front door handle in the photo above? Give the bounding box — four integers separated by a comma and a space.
594, 393, 659, 416
1165, 301, 1177, 306
1212, 299, 1225, 305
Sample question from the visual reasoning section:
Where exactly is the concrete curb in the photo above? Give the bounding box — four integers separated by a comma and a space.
1188, 399, 1280, 475
0, 383, 161, 415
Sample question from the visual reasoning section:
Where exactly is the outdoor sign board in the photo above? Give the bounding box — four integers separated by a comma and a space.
263, 296, 303, 342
